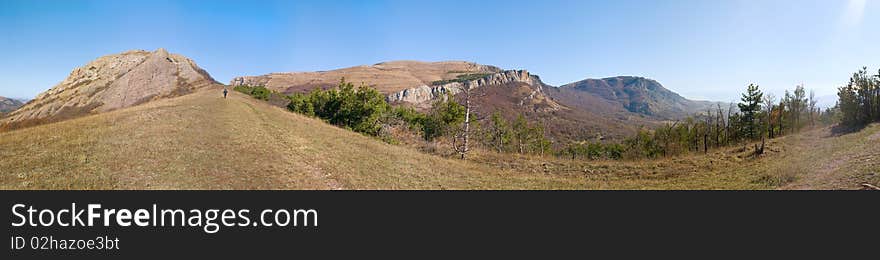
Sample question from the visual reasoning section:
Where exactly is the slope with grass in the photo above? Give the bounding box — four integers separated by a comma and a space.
0, 87, 581, 190
468, 124, 880, 190
1, 86, 876, 190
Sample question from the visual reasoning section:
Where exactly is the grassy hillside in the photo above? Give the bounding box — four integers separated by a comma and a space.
467, 124, 880, 190
0, 87, 579, 190
1, 87, 876, 190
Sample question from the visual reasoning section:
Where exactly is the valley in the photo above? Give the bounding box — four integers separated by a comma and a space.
1, 49, 877, 190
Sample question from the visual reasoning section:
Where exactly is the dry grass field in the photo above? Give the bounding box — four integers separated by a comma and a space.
469, 123, 880, 190
0, 87, 579, 190
1, 87, 877, 190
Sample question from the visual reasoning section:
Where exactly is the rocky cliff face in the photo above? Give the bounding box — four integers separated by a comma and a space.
386, 70, 548, 106
0, 97, 24, 114
2, 48, 218, 129
230, 61, 501, 95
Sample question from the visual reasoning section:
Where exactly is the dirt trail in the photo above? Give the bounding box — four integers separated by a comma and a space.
781, 125, 880, 190
239, 99, 345, 190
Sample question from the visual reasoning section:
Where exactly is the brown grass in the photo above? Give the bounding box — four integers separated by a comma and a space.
1, 87, 877, 190
0, 88, 580, 190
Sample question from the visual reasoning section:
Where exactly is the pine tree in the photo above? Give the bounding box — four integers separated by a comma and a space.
738, 84, 764, 140
487, 112, 512, 153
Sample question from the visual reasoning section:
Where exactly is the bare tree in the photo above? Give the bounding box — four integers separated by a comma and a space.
763, 93, 776, 138
715, 104, 723, 146
808, 89, 817, 127
704, 108, 711, 152
454, 86, 474, 159
726, 101, 735, 146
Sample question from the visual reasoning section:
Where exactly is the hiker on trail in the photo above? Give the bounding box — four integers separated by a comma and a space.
223, 87, 228, 99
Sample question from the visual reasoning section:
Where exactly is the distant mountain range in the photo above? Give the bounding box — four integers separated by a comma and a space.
551, 76, 725, 120
4, 50, 723, 141
234, 61, 724, 140
0, 96, 24, 114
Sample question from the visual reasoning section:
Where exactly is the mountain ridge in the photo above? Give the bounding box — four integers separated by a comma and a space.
231, 61, 722, 120
553, 76, 724, 120
1, 48, 220, 130
0, 96, 24, 114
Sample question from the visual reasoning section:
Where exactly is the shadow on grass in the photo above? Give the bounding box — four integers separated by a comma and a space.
828, 123, 869, 137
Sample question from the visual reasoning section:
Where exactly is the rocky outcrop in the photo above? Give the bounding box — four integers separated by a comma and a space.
229, 61, 502, 95
386, 70, 546, 105
2, 48, 219, 129
0, 97, 24, 114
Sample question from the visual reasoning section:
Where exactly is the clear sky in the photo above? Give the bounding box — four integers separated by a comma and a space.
1, 0, 878, 106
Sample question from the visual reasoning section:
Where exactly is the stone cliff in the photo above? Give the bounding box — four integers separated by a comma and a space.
2, 48, 219, 129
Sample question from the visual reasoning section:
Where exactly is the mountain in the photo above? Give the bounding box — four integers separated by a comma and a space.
393, 69, 645, 140
0, 97, 24, 114
1, 48, 219, 130
551, 76, 722, 120
231, 60, 501, 95
232, 62, 722, 140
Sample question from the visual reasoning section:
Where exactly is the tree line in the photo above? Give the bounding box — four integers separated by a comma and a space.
837, 67, 880, 127
613, 83, 830, 159
237, 71, 871, 162
236, 80, 554, 159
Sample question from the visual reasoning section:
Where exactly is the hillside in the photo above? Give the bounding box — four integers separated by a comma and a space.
0, 96, 24, 114
1, 86, 876, 190
469, 124, 880, 190
552, 76, 722, 120
468, 81, 642, 140
2, 48, 219, 130
0, 88, 580, 190
231, 60, 501, 95
232, 62, 726, 141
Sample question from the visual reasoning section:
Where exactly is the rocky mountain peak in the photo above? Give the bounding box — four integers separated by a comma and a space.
386, 69, 547, 106
2, 48, 219, 130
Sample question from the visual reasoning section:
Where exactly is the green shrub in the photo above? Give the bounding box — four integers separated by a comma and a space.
431, 73, 493, 86
421, 95, 465, 141
392, 107, 428, 132
234, 85, 272, 101
285, 79, 390, 136
287, 93, 315, 117
250, 86, 271, 101
233, 85, 254, 94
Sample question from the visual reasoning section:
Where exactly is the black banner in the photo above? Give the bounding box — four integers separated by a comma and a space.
2, 191, 878, 259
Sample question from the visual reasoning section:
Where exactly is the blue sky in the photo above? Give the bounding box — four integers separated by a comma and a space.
1, 0, 878, 106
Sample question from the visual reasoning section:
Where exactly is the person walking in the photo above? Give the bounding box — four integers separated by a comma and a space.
223, 87, 228, 99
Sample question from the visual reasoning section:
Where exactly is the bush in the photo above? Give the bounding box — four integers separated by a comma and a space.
391, 107, 428, 132
285, 79, 390, 136
421, 95, 465, 141
234, 85, 272, 101
431, 73, 493, 86
233, 85, 254, 94
250, 86, 272, 101
287, 93, 315, 117
560, 142, 624, 160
